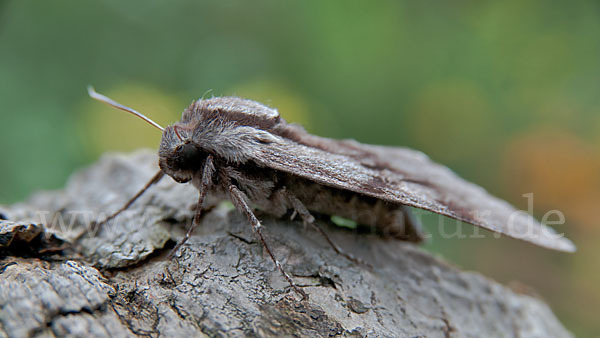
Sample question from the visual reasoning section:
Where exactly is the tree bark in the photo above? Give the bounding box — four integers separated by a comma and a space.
0, 150, 572, 338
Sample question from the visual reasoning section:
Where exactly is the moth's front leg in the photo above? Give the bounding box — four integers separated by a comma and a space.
168, 155, 215, 258
223, 175, 308, 300
75, 170, 165, 242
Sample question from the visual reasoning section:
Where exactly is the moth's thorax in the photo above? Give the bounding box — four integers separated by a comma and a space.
158, 97, 286, 183
184, 96, 281, 124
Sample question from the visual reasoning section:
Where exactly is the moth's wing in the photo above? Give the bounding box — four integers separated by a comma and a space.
255, 135, 575, 252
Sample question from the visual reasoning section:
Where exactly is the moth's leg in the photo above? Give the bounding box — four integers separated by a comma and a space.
227, 183, 308, 301
100, 170, 165, 226
75, 170, 165, 241
401, 205, 427, 242
169, 156, 215, 258
283, 190, 367, 266
376, 203, 426, 242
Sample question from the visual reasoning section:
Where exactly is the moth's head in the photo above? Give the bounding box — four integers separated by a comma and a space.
87, 87, 283, 184
87, 86, 204, 184
158, 124, 206, 183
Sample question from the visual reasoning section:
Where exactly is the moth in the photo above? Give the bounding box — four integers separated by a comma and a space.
87, 87, 575, 299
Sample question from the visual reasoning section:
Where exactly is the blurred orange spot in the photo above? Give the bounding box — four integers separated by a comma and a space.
502, 128, 599, 229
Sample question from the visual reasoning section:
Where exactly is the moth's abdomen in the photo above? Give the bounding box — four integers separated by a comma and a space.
282, 175, 425, 242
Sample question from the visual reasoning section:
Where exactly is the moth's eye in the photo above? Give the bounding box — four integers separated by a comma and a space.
173, 143, 202, 170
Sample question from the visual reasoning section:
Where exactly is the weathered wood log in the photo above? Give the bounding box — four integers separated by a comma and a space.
0, 150, 572, 337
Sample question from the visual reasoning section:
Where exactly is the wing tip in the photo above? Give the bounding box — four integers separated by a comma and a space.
552, 237, 577, 253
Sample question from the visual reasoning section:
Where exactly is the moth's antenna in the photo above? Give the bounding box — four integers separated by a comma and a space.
87, 86, 164, 132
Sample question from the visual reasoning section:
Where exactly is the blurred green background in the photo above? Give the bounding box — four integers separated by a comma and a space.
1, 1, 598, 335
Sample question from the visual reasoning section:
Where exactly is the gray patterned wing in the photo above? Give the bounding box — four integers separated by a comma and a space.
254, 135, 575, 252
